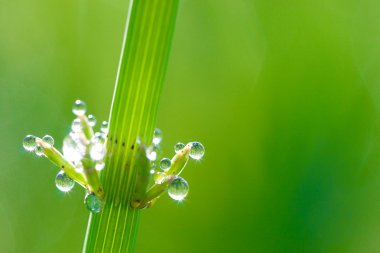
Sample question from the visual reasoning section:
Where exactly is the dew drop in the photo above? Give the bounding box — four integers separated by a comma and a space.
168, 177, 189, 201
84, 193, 102, 213
93, 132, 106, 144
71, 118, 82, 132
95, 162, 105, 171
154, 172, 166, 184
74, 161, 84, 173
152, 128, 162, 145
23, 135, 37, 151
150, 169, 155, 174
174, 142, 185, 154
35, 145, 45, 157
42, 135, 54, 146
90, 142, 105, 161
153, 145, 163, 160
189, 142, 205, 160
88, 114, 97, 127
160, 158, 171, 171
72, 100, 87, 116
55, 170, 75, 192
63, 133, 86, 162
100, 121, 109, 133
146, 146, 157, 161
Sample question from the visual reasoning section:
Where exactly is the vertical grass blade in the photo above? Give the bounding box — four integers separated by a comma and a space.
82, 0, 179, 252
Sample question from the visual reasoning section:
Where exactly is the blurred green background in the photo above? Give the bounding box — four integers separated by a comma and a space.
1, 0, 380, 252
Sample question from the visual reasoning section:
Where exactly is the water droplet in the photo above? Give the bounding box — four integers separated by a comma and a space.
35, 145, 45, 156
23, 135, 37, 151
150, 169, 155, 174
72, 100, 87, 116
55, 170, 75, 192
154, 172, 166, 184
160, 158, 171, 171
95, 162, 105, 171
174, 142, 185, 153
63, 134, 86, 162
168, 177, 189, 201
189, 142, 205, 160
88, 114, 97, 127
74, 161, 84, 173
90, 142, 105, 161
100, 121, 108, 133
84, 193, 102, 213
152, 128, 162, 145
153, 145, 163, 160
42, 135, 54, 146
71, 118, 82, 132
93, 132, 106, 144
146, 146, 157, 161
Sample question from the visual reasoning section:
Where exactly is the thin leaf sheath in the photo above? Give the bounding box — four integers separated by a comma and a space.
83, 0, 179, 252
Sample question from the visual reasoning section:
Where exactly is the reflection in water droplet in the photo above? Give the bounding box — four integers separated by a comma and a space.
55, 170, 75, 192
88, 114, 96, 127
189, 142, 205, 160
152, 128, 162, 145
168, 177, 189, 201
100, 121, 109, 134
160, 158, 171, 171
42, 135, 54, 146
72, 100, 87, 116
174, 142, 185, 154
84, 193, 102, 213
23, 135, 37, 151
146, 146, 157, 161
35, 146, 45, 157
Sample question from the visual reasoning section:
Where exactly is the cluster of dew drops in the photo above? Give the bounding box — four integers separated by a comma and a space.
23, 99, 205, 211
23, 100, 108, 212
147, 128, 205, 202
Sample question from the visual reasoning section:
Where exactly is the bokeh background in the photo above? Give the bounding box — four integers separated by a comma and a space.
1, 0, 380, 252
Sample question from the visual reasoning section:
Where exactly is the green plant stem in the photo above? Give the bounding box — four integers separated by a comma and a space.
82, 0, 179, 252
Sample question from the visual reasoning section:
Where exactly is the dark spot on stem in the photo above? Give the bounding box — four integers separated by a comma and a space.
61, 165, 65, 168
115, 139, 118, 144
122, 142, 125, 147
131, 144, 134, 150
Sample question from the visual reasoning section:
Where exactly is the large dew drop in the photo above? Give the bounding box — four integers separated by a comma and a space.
168, 177, 189, 201
72, 100, 87, 116
189, 142, 205, 160
174, 142, 185, 154
152, 128, 162, 145
42, 135, 54, 146
160, 158, 171, 171
84, 193, 102, 213
55, 170, 75, 192
23, 135, 37, 151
